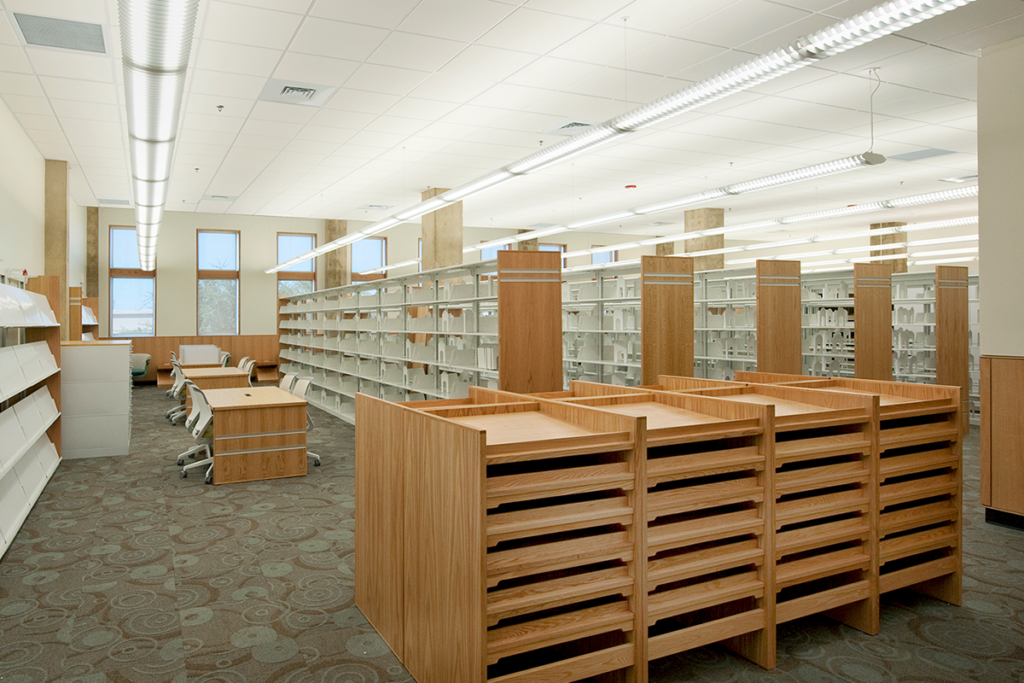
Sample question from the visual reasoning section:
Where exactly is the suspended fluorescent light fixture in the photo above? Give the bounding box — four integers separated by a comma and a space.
119, 0, 199, 271
910, 255, 978, 265
267, 0, 974, 273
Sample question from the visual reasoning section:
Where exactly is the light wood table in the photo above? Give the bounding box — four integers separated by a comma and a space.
183, 367, 251, 407
204, 386, 307, 485
157, 362, 219, 386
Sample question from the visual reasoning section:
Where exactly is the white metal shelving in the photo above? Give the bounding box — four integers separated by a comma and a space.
693, 267, 757, 380
801, 271, 856, 378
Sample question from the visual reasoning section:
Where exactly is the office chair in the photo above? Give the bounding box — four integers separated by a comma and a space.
165, 361, 189, 423
237, 356, 250, 369
291, 379, 321, 467
131, 353, 151, 379
176, 381, 207, 465
219, 351, 231, 367
180, 383, 215, 484
241, 358, 257, 386
278, 372, 297, 392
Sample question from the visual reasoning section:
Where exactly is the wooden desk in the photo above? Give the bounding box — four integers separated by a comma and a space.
183, 367, 251, 407
157, 363, 219, 386
205, 387, 307, 485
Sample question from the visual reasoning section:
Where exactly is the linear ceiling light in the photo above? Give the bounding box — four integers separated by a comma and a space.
119, 0, 199, 271
267, 0, 974, 273
910, 255, 978, 266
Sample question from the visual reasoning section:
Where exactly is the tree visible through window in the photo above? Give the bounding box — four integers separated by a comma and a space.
109, 226, 155, 336
197, 230, 239, 335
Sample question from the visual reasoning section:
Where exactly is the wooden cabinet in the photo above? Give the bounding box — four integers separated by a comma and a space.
981, 356, 1024, 523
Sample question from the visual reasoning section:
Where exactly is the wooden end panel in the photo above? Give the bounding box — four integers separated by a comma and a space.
980, 357, 991, 507
355, 395, 408, 660
756, 261, 801, 374
987, 356, 1024, 515
27, 275, 62, 456
498, 250, 562, 394
69, 285, 83, 341
641, 255, 694, 385
854, 264, 893, 381
935, 266, 970, 433
403, 406, 487, 682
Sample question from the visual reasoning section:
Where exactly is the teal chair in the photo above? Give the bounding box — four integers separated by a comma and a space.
130, 353, 151, 380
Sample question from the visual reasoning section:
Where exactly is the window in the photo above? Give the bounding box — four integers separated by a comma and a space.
197, 230, 239, 335
540, 243, 567, 268
352, 237, 386, 280
592, 246, 617, 266
109, 226, 155, 337
480, 243, 509, 261
277, 233, 316, 297
418, 238, 423, 272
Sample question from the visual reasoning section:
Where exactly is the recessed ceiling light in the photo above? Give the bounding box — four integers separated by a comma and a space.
359, 204, 392, 211
939, 174, 978, 183
202, 194, 237, 201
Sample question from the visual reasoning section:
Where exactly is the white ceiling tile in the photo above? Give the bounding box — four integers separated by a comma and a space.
548, 24, 662, 65
0, 44, 31, 72
273, 53, 360, 85
233, 133, 291, 151
38, 75, 116, 104
50, 98, 119, 123
469, 82, 550, 109
26, 47, 113, 83
194, 40, 282, 78
492, 109, 561, 133
564, 67, 663, 101
939, 14, 1024, 53
0, 14, 21, 45
291, 17, 390, 62
0, 71, 43, 97
677, 0, 809, 47
478, 8, 590, 53
14, 111, 59, 130
383, 97, 461, 121
3, 0, 107, 24
185, 93, 256, 117
283, 138, 335, 154
75, 144, 124, 160
308, 107, 375, 128
344, 63, 430, 96
28, 128, 67, 145
181, 111, 247, 134
322, 88, 400, 114
624, 37, 728, 77
179, 127, 238, 146
294, 125, 356, 143
368, 31, 467, 72
347, 129, 409, 149
899, 0, 1024, 43
0, 93, 49, 114
190, 69, 268, 100
436, 45, 536, 83
522, 0, 631, 21
503, 56, 598, 91
398, 0, 515, 42
407, 72, 494, 103
227, 0, 315, 14
250, 100, 319, 124
201, 1, 303, 50
738, 13, 839, 54
363, 115, 429, 135
240, 117, 304, 138
310, 0, 420, 29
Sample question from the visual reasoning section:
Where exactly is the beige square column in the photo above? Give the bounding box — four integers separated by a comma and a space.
86, 206, 99, 297
517, 229, 538, 251
45, 160, 69, 340
684, 208, 725, 271
870, 222, 907, 273
325, 219, 349, 288
656, 242, 674, 256
421, 188, 463, 270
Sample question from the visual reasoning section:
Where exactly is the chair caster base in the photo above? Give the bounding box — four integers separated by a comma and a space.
205, 475, 213, 484
177, 458, 184, 466
179, 471, 187, 478
314, 461, 320, 466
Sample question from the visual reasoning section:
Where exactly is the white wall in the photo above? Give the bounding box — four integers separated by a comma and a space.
98, 208, 325, 336
979, 36, 1024, 357
0, 97, 45, 281
68, 200, 87, 290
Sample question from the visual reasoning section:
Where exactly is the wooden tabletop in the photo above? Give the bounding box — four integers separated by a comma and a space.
184, 367, 250, 379
593, 401, 725, 429
711, 393, 829, 416
159, 363, 220, 370
204, 386, 306, 409
62, 340, 131, 346
447, 411, 599, 445
804, 386, 916, 405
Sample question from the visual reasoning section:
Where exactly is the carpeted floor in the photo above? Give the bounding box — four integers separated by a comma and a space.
0, 385, 1022, 682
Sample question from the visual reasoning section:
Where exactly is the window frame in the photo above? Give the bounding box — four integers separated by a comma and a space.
108, 225, 156, 337
276, 232, 318, 297
196, 229, 241, 336
591, 245, 618, 266
539, 242, 567, 269
351, 236, 388, 281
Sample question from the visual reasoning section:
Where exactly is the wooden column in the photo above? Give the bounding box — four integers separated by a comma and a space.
655, 242, 674, 256
325, 219, 349, 288
45, 160, 69, 341
640, 255, 694, 384
936, 266, 970, 432
421, 188, 463, 270
684, 208, 724, 271
517, 229, 538, 251
870, 222, 907, 274
756, 260, 801, 374
68, 286, 83, 341
86, 207, 99, 297
854, 263, 893, 381
497, 250, 562, 393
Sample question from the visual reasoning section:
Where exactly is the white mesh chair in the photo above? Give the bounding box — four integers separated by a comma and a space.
176, 381, 207, 465
180, 384, 215, 484
278, 372, 297, 392
165, 362, 189, 423
291, 379, 320, 467
241, 359, 257, 386
237, 356, 250, 369
219, 351, 231, 367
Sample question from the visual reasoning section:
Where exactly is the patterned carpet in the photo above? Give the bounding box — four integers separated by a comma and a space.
0, 385, 1020, 682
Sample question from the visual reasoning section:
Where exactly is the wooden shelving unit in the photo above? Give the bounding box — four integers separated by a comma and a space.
756, 261, 802, 375
357, 389, 644, 683
655, 377, 880, 636
737, 372, 962, 606
82, 296, 99, 340
0, 276, 62, 559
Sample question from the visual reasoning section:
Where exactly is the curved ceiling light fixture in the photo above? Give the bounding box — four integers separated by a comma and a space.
267, 0, 976, 274
119, 0, 199, 271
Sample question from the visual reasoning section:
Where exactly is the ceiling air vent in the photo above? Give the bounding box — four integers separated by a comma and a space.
888, 148, 955, 162
359, 204, 392, 211
202, 194, 237, 201
538, 120, 602, 136
259, 79, 337, 107
97, 198, 131, 205
13, 14, 106, 53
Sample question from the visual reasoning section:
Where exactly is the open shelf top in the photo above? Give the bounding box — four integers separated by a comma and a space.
709, 393, 830, 416
446, 411, 600, 445
582, 401, 725, 429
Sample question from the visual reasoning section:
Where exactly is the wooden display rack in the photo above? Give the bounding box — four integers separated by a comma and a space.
736, 372, 962, 605
357, 389, 644, 683
655, 377, 880, 636
532, 381, 776, 670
